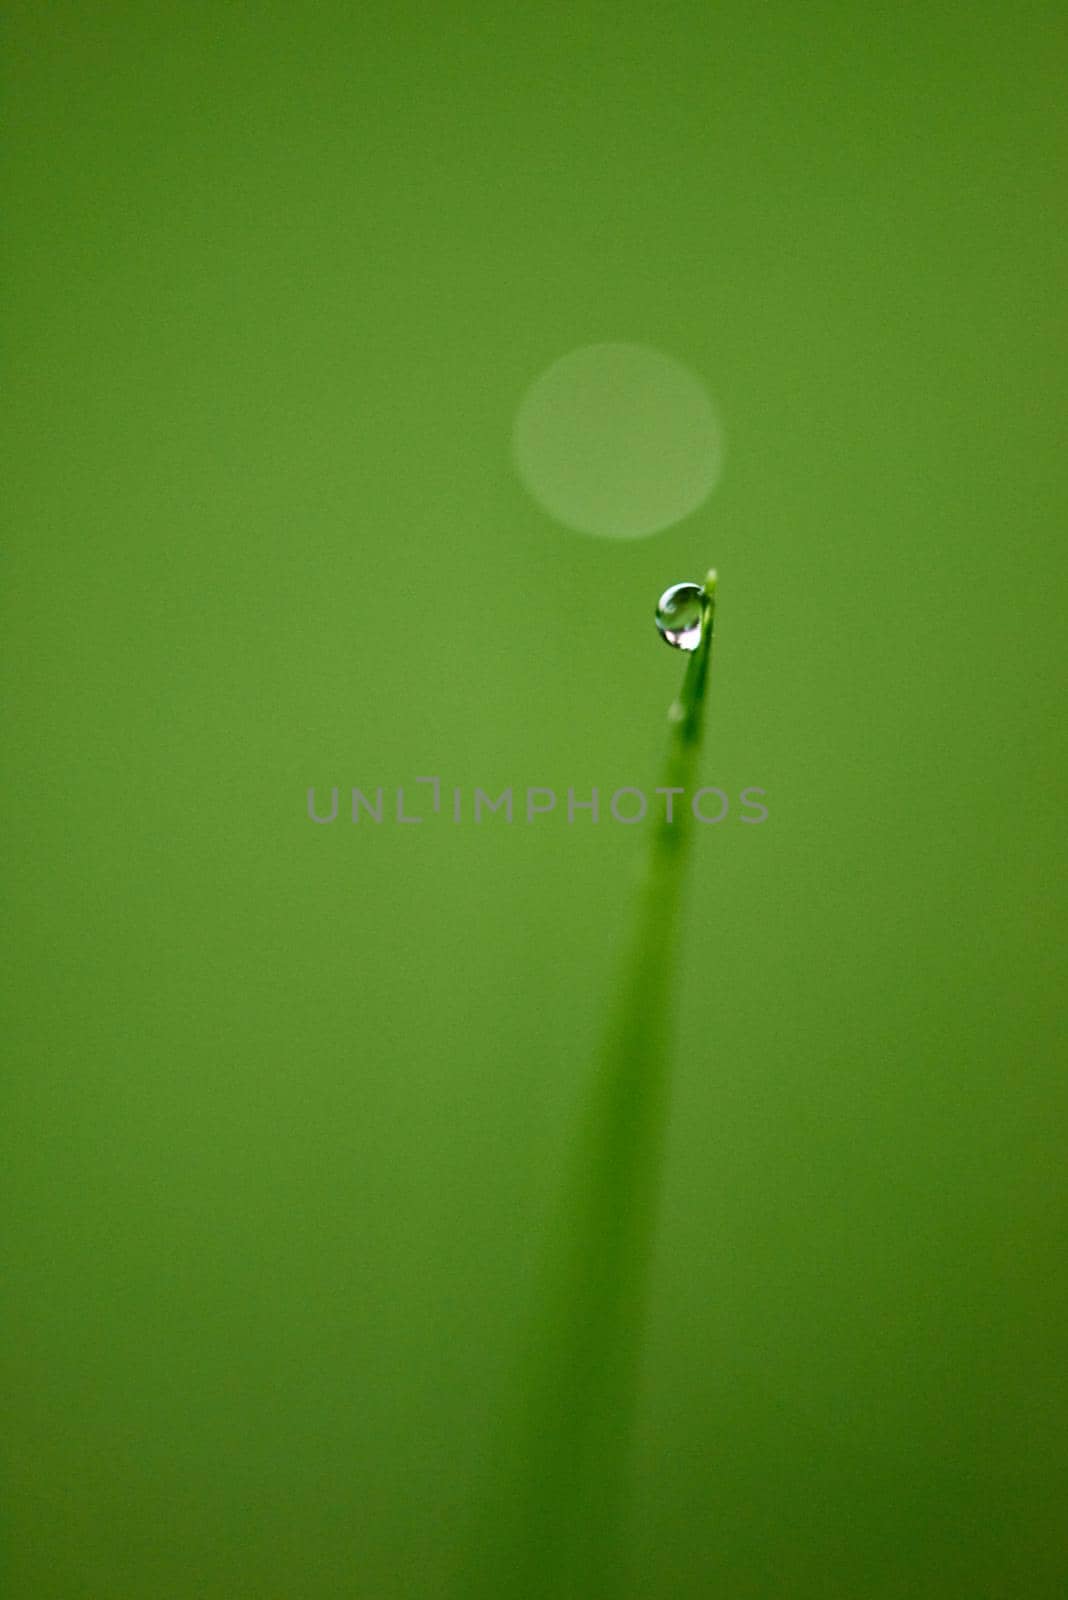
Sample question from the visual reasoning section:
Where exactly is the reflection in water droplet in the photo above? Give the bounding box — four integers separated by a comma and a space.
655, 582, 705, 652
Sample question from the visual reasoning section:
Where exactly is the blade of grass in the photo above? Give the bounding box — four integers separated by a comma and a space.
465, 570, 719, 1599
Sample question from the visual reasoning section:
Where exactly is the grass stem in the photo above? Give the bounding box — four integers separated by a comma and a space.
467, 570, 718, 1599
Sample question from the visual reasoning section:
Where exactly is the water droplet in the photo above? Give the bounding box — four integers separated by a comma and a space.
655, 582, 705, 652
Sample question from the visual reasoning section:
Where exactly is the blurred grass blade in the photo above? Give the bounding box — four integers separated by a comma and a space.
468, 571, 718, 1599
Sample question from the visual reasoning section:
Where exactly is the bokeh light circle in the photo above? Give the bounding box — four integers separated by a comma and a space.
513, 342, 723, 540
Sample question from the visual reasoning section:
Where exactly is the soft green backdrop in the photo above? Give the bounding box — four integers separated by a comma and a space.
4, 3, 1066, 1596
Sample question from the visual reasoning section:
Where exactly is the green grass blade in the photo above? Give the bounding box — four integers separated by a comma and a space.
466, 570, 719, 1599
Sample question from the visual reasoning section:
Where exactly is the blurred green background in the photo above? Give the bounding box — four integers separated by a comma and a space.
4, 3, 1066, 1596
